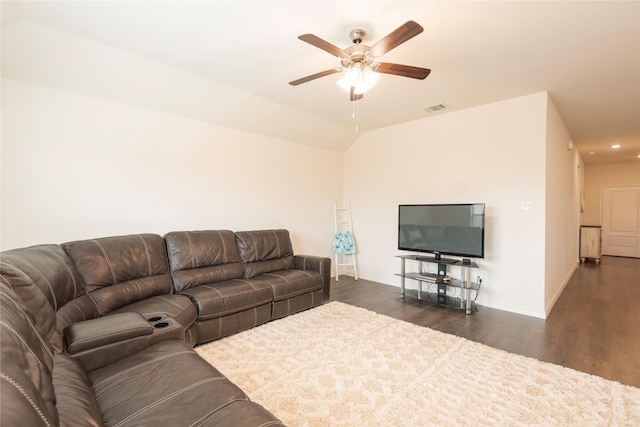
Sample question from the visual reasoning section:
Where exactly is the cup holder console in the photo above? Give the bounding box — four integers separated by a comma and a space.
147, 315, 171, 329
145, 314, 183, 343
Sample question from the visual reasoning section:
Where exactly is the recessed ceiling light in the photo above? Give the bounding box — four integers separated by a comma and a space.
611, 144, 621, 149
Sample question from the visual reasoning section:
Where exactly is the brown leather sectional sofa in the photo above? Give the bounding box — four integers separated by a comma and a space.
0, 229, 330, 426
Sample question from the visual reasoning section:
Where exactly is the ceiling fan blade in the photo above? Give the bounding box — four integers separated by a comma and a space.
375, 62, 431, 80
289, 68, 342, 86
369, 21, 424, 57
350, 86, 363, 102
298, 34, 349, 59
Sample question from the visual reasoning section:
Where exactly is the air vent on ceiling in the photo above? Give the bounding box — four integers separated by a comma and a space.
425, 103, 448, 112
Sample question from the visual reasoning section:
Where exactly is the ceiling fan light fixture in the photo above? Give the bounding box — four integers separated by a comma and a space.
361, 66, 380, 91
347, 63, 363, 82
337, 64, 380, 95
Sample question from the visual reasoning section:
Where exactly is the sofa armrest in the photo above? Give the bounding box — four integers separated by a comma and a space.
293, 255, 331, 300
63, 312, 154, 371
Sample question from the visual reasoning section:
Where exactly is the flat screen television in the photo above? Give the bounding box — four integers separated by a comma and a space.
398, 203, 485, 259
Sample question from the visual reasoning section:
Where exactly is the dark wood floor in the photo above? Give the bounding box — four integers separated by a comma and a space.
329, 255, 640, 388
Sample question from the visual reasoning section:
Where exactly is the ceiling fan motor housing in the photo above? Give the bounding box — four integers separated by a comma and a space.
349, 29, 366, 44
344, 44, 376, 68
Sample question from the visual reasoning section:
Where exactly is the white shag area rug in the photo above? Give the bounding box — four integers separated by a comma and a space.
196, 302, 640, 426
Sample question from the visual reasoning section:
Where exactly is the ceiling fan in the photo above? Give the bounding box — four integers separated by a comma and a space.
289, 21, 431, 101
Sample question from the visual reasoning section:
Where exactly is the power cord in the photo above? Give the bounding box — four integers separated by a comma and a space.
472, 276, 483, 302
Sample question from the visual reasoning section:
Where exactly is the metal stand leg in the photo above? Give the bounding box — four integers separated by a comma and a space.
400, 258, 406, 298
464, 267, 471, 314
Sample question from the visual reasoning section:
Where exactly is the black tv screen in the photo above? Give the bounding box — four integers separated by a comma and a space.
398, 203, 485, 259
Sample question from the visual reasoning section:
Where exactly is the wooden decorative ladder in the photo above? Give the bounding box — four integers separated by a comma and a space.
333, 201, 358, 281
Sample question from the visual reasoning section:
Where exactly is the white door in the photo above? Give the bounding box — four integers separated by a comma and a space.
602, 186, 640, 258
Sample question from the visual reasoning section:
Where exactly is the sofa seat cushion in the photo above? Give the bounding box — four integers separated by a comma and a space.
109, 293, 198, 332
256, 269, 323, 302
197, 399, 284, 426
89, 339, 282, 426
179, 279, 273, 320
52, 353, 103, 427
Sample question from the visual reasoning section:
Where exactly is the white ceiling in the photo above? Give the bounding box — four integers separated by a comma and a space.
2, 1, 639, 164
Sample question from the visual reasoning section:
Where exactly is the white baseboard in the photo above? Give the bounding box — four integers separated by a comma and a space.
543, 262, 578, 317
345, 274, 549, 319
474, 299, 547, 319
355, 274, 398, 287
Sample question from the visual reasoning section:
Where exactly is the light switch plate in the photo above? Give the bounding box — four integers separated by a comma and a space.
521, 201, 533, 211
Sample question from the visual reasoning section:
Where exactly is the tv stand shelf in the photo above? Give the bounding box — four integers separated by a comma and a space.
414, 255, 461, 265
396, 255, 481, 314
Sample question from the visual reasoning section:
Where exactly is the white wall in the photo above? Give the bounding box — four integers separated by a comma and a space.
343, 93, 549, 317
543, 95, 581, 314
0, 79, 342, 256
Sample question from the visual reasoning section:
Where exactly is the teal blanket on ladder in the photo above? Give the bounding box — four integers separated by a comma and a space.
333, 231, 356, 254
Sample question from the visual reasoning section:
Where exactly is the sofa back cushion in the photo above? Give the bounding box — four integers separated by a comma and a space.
165, 230, 244, 292
0, 283, 59, 426
0, 244, 85, 351
63, 234, 173, 315
235, 229, 295, 279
